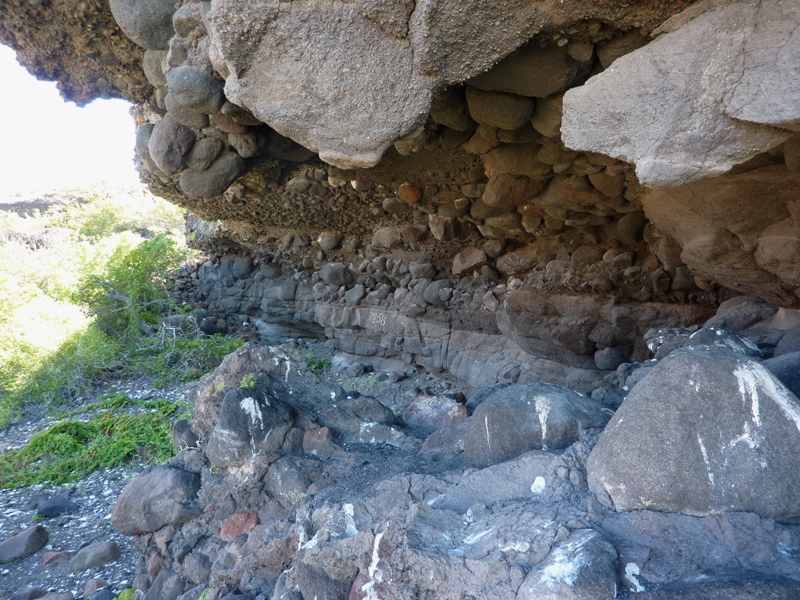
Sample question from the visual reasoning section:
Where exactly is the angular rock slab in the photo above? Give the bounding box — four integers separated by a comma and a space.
208, 0, 550, 168
0, 525, 48, 563
111, 466, 201, 535
587, 346, 800, 518
464, 382, 612, 468
563, 0, 796, 187
517, 529, 618, 600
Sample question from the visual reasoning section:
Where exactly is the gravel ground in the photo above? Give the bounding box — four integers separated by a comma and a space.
0, 378, 188, 600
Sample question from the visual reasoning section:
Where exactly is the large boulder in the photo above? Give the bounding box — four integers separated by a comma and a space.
207, 0, 563, 168
464, 382, 612, 468
563, 0, 796, 187
111, 466, 202, 535
587, 347, 800, 518
109, 0, 176, 50
205, 387, 294, 469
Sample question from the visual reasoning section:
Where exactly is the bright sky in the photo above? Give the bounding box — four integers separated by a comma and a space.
0, 44, 140, 198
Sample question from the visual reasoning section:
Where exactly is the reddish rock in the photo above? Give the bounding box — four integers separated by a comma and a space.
464, 129, 499, 155
588, 170, 626, 197
642, 254, 661, 271
83, 579, 108, 598
147, 551, 165, 577
483, 174, 546, 209
14, 586, 47, 600
452, 247, 488, 275
401, 226, 428, 243
303, 427, 337, 458
496, 240, 562, 275
220, 511, 260, 542
397, 182, 422, 204
0, 525, 48, 564
41, 551, 70, 566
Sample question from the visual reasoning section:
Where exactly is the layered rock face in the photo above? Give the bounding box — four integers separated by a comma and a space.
7, 0, 800, 598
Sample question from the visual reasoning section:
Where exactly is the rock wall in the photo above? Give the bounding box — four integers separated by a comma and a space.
175, 242, 714, 393
7, 1, 800, 598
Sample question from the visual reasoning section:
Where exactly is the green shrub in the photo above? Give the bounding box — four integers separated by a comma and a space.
75, 234, 186, 338
129, 334, 245, 385
240, 373, 258, 388
0, 394, 190, 488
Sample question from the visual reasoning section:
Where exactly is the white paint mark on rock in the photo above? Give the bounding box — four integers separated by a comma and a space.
735, 363, 800, 435
463, 529, 493, 545
696, 434, 715, 487
499, 541, 530, 553
734, 364, 762, 427
531, 476, 546, 494
535, 396, 551, 449
342, 503, 359, 537
625, 562, 645, 592
539, 536, 588, 587
239, 397, 264, 430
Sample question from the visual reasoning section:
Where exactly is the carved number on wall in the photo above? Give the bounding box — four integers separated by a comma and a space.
368, 312, 387, 327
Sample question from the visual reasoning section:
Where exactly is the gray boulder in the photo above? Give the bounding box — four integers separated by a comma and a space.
464, 382, 612, 468
0, 525, 48, 563
516, 529, 618, 600
320, 394, 395, 440
179, 152, 245, 198
587, 347, 800, 518
148, 115, 196, 176
164, 93, 210, 130
167, 66, 225, 115
684, 327, 761, 358
774, 324, 800, 357
69, 541, 121, 572
763, 352, 800, 398
263, 456, 323, 509
111, 466, 201, 535
205, 387, 294, 469
184, 137, 224, 172
320, 262, 353, 286
465, 86, 534, 130
562, 0, 793, 186
468, 42, 593, 98
109, 0, 176, 50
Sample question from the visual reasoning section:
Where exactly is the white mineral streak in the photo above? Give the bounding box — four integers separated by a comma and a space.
535, 395, 551, 449
625, 562, 645, 592
539, 536, 588, 587
735, 363, 800, 434
696, 434, 715, 487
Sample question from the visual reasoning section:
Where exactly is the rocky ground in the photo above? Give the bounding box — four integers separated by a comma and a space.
0, 380, 186, 600
0, 339, 462, 600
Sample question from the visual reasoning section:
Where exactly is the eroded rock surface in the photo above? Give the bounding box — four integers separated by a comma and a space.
562, 0, 798, 187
